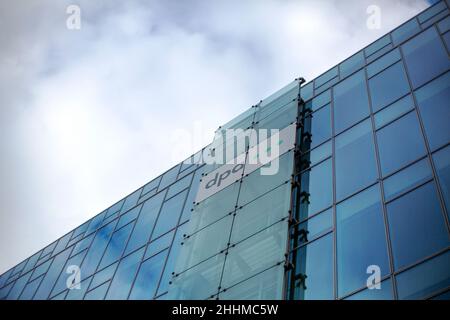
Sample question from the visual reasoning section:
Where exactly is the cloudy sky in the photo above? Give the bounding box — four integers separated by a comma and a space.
0, 0, 432, 274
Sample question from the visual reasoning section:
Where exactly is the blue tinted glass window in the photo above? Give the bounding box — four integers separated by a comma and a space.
334, 70, 370, 133
365, 34, 391, 57
89, 262, 117, 291
366, 48, 401, 78
71, 233, 94, 257
180, 167, 205, 223
300, 159, 332, 218
19, 276, 43, 300
145, 230, 174, 260
418, 1, 447, 23
6, 272, 32, 300
85, 211, 106, 236
84, 281, 109, 300
294, 233, 333, 300
106, 247, 145, 299
340, 51, 365, 79
383, 158, 432, 201
121, 188, 141, 213
50, 250, 86, 298
167, 173, 193, 199
124, 191, 165, 255
402, 27, 450, 89
336, 184, 390, 297
315, 67, 338, 88
345, 278, 393, 300
129, 249, 168, 300
305, 104, 331, 149
387, 182, 449, 270
396, 250, 450, 300
152, 189, 188, 239
377, 111, 426, 176
433, 145, 450, 219
374, 94, 414, 129
438, 16, 450, 33
98, 222, 134, 270
80, 220, 116, 278
415, 71, 450, 151
33, 248, 72, 300
301, 82, 313, 101
116, 204, 141, 230
335, 120, 378, 200
157, 223, 189, 295
392, 18, 421, 45
158, 164, 181, 190
369, 62, 410, 112
296, 209, 333, 245
311, 90, 331, 111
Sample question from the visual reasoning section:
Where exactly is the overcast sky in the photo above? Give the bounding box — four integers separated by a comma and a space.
0, 0, 431, 274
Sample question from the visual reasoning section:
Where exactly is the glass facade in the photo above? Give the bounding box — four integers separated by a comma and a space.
1, 1, 449, 300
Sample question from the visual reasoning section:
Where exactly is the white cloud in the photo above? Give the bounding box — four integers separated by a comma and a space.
0, 0, 428, 274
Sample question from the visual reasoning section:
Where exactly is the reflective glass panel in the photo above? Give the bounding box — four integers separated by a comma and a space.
105, 247, 145, 300
335, 120, 377, 200
377, 111, 426, 176
387, 182, 449, 270
402, 27, 450, 89
415, 71, 450, 151
333, 70, 370, 134
98, 222, 134, 270
294, 233, 334, 300
337, 184, 390, 297
369, 62, 410, 113
152, 189, 188, 239
433, 145, 450, 217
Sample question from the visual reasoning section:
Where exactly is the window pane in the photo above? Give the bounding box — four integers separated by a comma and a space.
189, 181, 239, 234
315, 67, 338, 88
124, 191, 165, 255
152, 189, 188, 239
33, 248, 72, 299
98, 222, 134, 270
80, 220, 116, 278
106, 247, 145, 299
167, 173, 193, 199
365, 34, 391, 57
293, 233, 334, 300
168, 252, 225, 299
174, 215, 232, 274
311, 90, 331, 111
296, 209, 333, 246
221, 220, 288, 289
377, 112, 426, 176
340, 51, 364, 79
392, 18, 420, 45
121, 188, 141, 214
304, 104, 331, 149
116, 204, 141, 230
387, 182, 449, 270
89, 262, 117, 291
374, 94, 414, 129
336, 184, 390, 297
6, 272, 32, 300
396, 251, 450, 300
19, 276, 43, 300
433, 145, 450, 218
415, 71, 450, 151
129, 249, 168, 300
239, 151, 293, 206
402, 27, 450, 89
369, 62, 410, 113
299, 159, 333, 219
144, 230, 174, 260
158, 164, 180, 190
345, 278, 393, 300
384, 158, 432, 201
334, 70, 370, 134
219, 264, 284, 300
231, 182, 291, 244
84, 281, 109, 300
302, 141, 332, 167
335, 120, 378, 200
366, 48, 401, 78
65, 276, 91, 300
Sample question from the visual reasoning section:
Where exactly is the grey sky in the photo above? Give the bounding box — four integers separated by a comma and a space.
0, 0, 429, 274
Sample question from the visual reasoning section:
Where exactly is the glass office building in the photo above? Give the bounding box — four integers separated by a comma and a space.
1, 1, 450, 300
